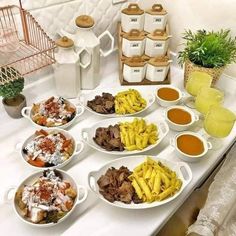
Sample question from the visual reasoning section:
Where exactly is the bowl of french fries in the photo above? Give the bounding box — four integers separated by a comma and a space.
88, 155, 192, 209
81, 117, 169, 155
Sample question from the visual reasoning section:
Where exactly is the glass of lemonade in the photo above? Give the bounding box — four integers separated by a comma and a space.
195, 87, 224, 115
204, 105, 235, 138
185, 71, 213, 108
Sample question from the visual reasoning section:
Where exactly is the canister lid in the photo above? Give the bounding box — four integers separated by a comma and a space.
56, 36, 74, 48
146, 4, 167, 15
123, 29, 146, 41
124, 56, 146, 67
147, 30, 169, 40
75, 15, 95, 28
148, 56, 171, 66
122, 3, 144, 15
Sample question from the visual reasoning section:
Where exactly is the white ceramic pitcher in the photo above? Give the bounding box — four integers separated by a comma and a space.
61, 15, 114, 90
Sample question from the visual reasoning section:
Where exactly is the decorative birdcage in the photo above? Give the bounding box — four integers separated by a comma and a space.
0, 0, 55, 85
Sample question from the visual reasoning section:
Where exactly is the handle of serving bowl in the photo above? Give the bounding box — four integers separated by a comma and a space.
3, 186, 16, 204
177, 162, 193, 186
161, 110, 167, 119
77, 93, 85, 106
88, 171, 97, 193
15, 142, 23, 153
76, 185, 88, 205
74, 141, 84, 156
76, 105, 84, 117
207, 142, 213, 150
81, 129, 89, 141
194, 113, 199, 122
159, 121, 169, 136
21, 107, 31, 119
147, 93, 155, 105
169, 138, 175, 147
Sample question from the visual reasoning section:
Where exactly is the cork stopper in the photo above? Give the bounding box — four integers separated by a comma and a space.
147, 30, 169, 40
75, 15, 95, 28
148, 56, 171, 67
56, 36, 74, 48
122, 3, 144, 15
146, 4, 167, 15
124, 56, 146, 67
123, 29, 145, 41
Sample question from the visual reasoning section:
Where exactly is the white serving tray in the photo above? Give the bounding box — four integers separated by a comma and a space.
78, 87, 155, 117
88, 154, 192, 209
81, 116, 169, 155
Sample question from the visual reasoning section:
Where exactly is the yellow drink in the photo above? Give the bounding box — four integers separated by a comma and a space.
195, 87, 224, 115
186, 71, 212, 97
204, 105, 236, 138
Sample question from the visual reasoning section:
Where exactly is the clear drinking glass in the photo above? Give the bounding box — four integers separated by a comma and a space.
203, 105, 236, 149
195, 87, 224, 116
185, 71, 213, 108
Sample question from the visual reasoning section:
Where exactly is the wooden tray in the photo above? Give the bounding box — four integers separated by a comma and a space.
118, 22, 171, 86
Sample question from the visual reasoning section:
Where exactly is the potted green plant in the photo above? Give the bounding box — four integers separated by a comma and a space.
178, 29, 236, 86
0, 67, 26, 118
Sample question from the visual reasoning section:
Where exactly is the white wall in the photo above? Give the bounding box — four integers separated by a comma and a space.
1, 0, 236, 77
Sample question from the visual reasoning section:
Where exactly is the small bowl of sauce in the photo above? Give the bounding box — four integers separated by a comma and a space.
170, 132, 212, 162
156, 86, 183, 107
165, 106, 199, 131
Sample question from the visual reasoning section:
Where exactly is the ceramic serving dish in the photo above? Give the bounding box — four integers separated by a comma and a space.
155, 86, 184, 107
164, 106, 199, 131
21, 97, 84, 129
88, 154, 192, 209
170, 131, 212, 162
78, 88, 155, 118
3, 169, 88, 227
81, 117, 169, 155
15, 128, 84, 170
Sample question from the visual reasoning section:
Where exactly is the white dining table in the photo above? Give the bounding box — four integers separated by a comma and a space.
0, 61, 236, 236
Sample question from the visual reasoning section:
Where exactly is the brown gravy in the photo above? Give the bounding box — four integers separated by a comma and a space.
157, 87, 179, 101
177, 134, 204, 156
167, 108, 192, 125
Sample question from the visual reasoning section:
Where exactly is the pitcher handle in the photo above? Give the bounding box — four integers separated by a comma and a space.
78, 47, 91, 69
98, 30, 114, 57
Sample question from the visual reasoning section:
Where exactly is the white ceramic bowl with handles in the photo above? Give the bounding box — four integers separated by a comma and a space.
170, 131, 212, 162
15, 128, 84, 170
3, 169, 88, 227
80, 116, 169, 156
164, 106, 199, 131
155, 86, 184, 107
78, 87, 155, 117
88, 154, 192, 209
21, 97, 84, 129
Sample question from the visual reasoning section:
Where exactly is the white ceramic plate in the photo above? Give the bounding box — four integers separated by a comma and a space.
3, 169, 88, 227
21, 97, 84, 129
16, 128, 84, 170
88, 154, 192, 209
81, 117, 169, 155
78, 88, 155, 117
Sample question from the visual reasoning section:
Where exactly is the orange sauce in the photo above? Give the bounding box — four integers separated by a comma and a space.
167, 108, 192, 125
177, 134, 204, 156
157, 87, 179, 101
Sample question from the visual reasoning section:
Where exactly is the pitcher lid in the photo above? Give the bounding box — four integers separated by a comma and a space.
147, 29, 169, 40
75, 15, 95, 28
146, 4, 167, 15
124, 56, 146, 67
123, 29, 145, 41
122, 3, 144, 15
148, 56, 171, 66
56, 36, 74, 48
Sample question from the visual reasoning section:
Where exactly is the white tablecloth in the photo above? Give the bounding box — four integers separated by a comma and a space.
0, 65, 236, 236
